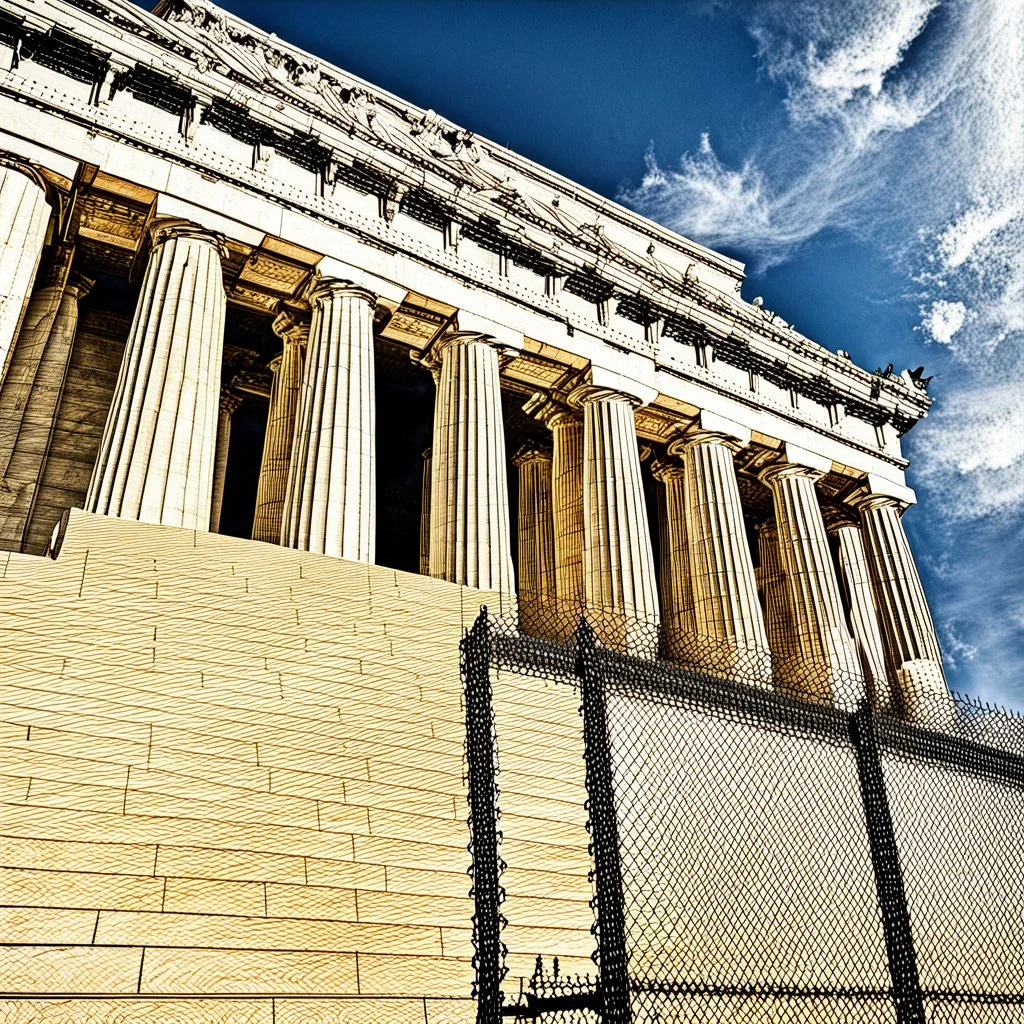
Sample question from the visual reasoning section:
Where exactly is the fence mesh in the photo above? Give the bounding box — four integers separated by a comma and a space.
463, 605, 1024, 1023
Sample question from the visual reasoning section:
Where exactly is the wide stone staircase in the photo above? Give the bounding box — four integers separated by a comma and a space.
0, 509, 590, 1023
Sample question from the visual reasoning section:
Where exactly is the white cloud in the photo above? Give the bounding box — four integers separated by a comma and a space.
919, 299, 966, 346
621, 0, 1024, 514
619, 0, 1024, 704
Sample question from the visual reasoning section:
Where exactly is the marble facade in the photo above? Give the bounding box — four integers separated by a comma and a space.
0, 1, 966, 1019
0, 0, 946, 709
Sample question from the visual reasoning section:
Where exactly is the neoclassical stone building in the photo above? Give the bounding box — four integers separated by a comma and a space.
0, 0, 951, 1019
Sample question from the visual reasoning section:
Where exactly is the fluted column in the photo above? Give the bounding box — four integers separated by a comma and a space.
828, 516, 894, 713
0, 158, 51, 385
756, 521, 798, 687
419, 447, 432, 575
0, 257, 91, 548
85, 220, 227, 530
683, 431, 771, 682
572, 386, 659, 657
654, 464, 676, 636
513, 442, 556, 639
209, 389, 242, 534
760, 464, 862, 708
252, 310, 306, 544
544, 406, 585, 638
427, 331, 514, 593
282, 280, 376, 561
651, 452, 695, 659
856, 494, 949, 721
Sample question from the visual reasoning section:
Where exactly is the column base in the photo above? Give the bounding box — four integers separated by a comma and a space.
667, 630, 774, 688
771, 628, 864, 710
519, 595, 560, 644
895, 659, 956, 729
586, 607, 660, 660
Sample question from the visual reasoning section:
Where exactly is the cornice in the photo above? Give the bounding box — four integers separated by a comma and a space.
0, 0, 933, 436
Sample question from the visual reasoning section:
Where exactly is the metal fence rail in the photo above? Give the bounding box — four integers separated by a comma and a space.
463, 609, 1024, 1023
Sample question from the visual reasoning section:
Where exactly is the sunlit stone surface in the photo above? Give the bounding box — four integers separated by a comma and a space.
0, 0, 955, 1017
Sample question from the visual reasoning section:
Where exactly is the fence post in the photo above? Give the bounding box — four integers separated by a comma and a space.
577, 619, 632, 1023
462, 607, 505, 1024
849, 703, 925, 1024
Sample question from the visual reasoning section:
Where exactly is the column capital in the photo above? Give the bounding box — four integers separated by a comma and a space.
852, 492, 908, 514
512, 440, 553, 467
649, 453, 685, 483
758, 461, 824, 489
566, 384, 642, 410
419, 330, 515, 373
64, 273, 96, 302
0, 152, 50, 198
821, 506, 860, 535
272, 305, 310, 347
147, 218, 229, 259
524, 391, 578, 431
308, 277, 377, 308
219, 388, 243, 416
676, 429, 746, 454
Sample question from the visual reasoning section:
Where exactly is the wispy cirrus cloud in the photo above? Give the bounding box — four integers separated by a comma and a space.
619, 0, 1024, 703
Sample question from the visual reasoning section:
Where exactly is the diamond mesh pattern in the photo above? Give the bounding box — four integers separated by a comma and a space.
465, 608, 1024, 1023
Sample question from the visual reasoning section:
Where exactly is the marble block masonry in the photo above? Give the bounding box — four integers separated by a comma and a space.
0, 0, 957, 1018
0, 0, 948, 715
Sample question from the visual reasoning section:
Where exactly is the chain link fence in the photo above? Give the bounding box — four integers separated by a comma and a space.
463, 607, 1024, 1023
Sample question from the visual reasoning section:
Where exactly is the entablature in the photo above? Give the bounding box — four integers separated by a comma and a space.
0, 0, 935, 494
0, 0, 932, 436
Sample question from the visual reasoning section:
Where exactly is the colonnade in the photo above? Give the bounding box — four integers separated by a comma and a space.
0, 198, 947, 719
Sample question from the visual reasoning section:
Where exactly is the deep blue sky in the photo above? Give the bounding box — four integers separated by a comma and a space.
188, 0, 910, 366
151, 0, 1023, 709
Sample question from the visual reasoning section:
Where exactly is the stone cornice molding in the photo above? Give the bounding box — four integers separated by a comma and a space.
142, 0, 741, 281
5, 0, 931, 441
15, 0, 931, 433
